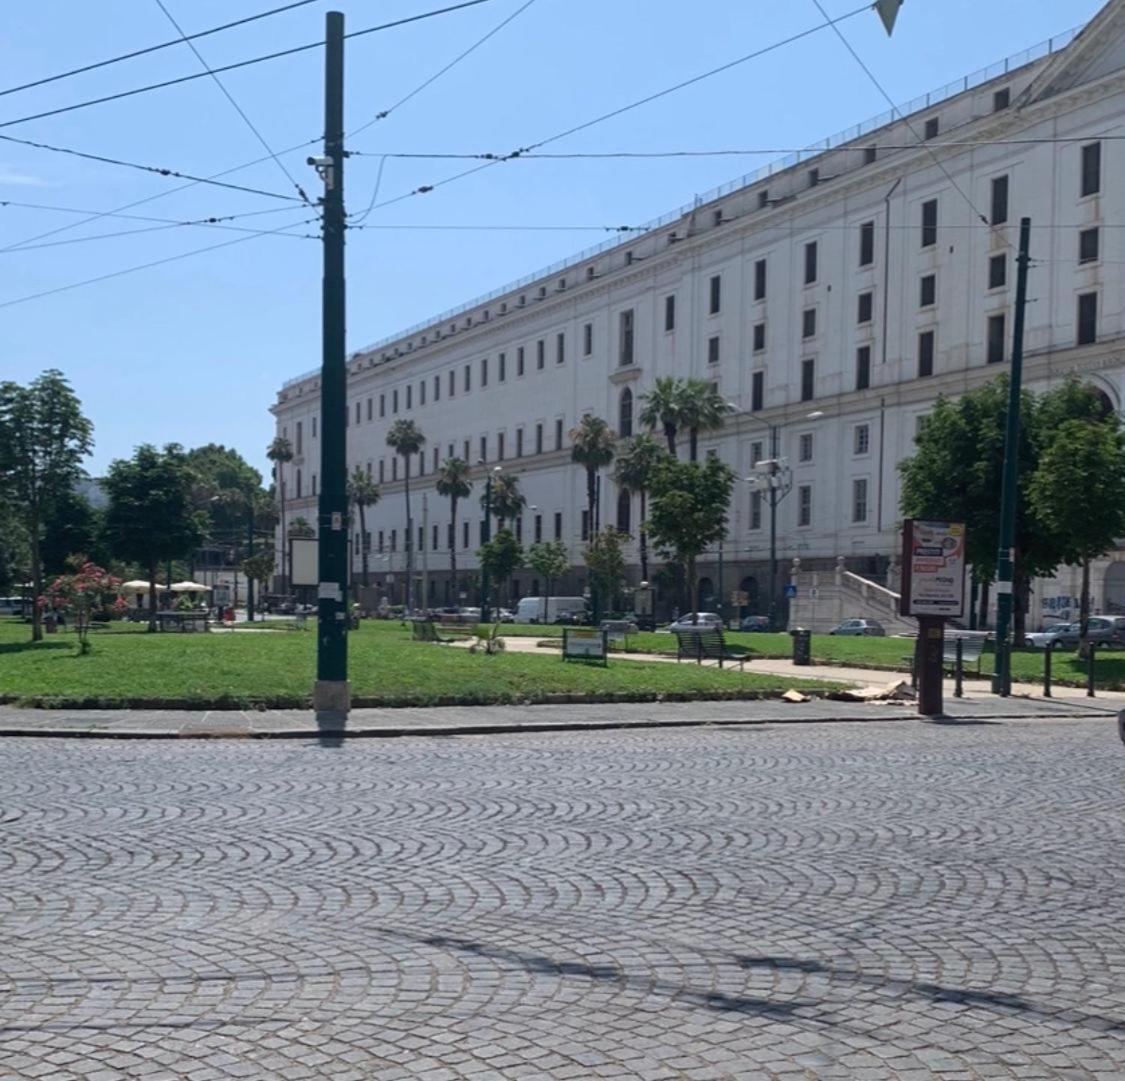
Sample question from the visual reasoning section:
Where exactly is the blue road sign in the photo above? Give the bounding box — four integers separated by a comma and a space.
784, 584, 798, 599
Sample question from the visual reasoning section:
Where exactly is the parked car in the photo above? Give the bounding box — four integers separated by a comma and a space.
739, 615, 770, 633
1023, 622, 1072, 648
829, 618, 886, 636
668, 612, 723, 631
515, 596, 588, 624
494, 608, 515, 623
1049, 616, 1125, 650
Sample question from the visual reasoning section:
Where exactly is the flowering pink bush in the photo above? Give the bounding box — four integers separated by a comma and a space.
39, 561, 122, 655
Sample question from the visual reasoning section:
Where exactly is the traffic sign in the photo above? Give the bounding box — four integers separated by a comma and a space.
784, 584, 797, 599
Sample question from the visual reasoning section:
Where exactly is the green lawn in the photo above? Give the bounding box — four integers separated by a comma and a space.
494, 624, 1125, 688
0, 618, 831, 709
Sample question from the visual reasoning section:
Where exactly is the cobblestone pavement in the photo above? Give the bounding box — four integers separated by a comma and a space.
1, 719, 1123, 1080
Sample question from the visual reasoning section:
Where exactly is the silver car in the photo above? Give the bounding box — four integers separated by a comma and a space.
829, 618, 886, 636
668, 612, 723, 631
1024, 622, 1072, 648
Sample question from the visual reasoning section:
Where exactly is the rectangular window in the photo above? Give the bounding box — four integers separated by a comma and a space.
797, 485, 812, 527
393, 389, 399, 413
857, 291, 873, 324
854, 424, 870, 455
497, 353, 506, 382
989, 254, 1007, 289
852, 479, 868, 523
434, 375, 440, 402
750, 441, 763, 466
355, 401, 361, 424
918, 330, 935, 377
804, 241, 818, 285
864, 145, 877, 165
709, 274, 721, 314
378, 530, 384, 553
534, 514, 542, 542
754, 258, 767, 301
390, 529, 396, 553
707, 336, 720, 364
859, 220, 875, 267
378, 460, 385, 483
555, 419, 563, 451
432, 447, 438, 471
987, 313, 1006, 365
798, 432, 813, 463
750, 490, 763, 530
535, 423, 543, 454
583, 323, 593, 356
536, 339, 545, 370
479, 435, 487, 462
921, 199, 938, 248
480, 358, 488, 388
517, 347, 525, 376
432, 524, 439, 551
392, 458, 398, 481
497, 432, 505, 460
1079, 227, 1100, 264
1078, 291, 1098, 345
990, 175, 1009, 225
924, 116, 940, 140
554, 512, 562, 540
464, 364, 471, 392
801, 359, 815, 402
447, 523, 454, 550
556, 333, 565, 365
448, 370, 455, 396
296, 420, 303, 454
366, 397, 372, 421
516, 428, 524, 457
380, 393, 386, 417
758, 189, 769, 209
463, 438, 470, 461
619, 309, 635, 366
993, 87, 1010, 112
406, 385, 412, 410
581, 509, 590, 541
751, 370, 764, 412
420, 381, 426, 406
1081, 141, 1101, 197
919, 274, 936, 308
802, 308, 817, 339
808, 168, 820, 188
752, 322, 766, 352
664, 294, 676, 331
856, 345, 871, 391
515, 516, 523, 543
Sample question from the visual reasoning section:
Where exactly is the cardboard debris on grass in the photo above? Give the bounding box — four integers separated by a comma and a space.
826, 678, 916, 703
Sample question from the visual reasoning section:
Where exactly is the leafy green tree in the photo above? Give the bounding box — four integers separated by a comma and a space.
613, 434, 668, 582
647, 454, 734, 621
639, 376, 685, 456
386, 419, 425, 610
570, 415, 615, 543
0, 502, 29, 595
1030, 418, 1125, 654
0, 369, 94, 641
477, 528, 523, 610
242, 549, 277, 600
436, 457, 472, 602
584, 527, 627, 618
525, 540, 570, 622
267, 436, 294, 589
40, 489, 108, 575
290, 516, 315, 539
103, 444, 207, 632
347, 467, 380, 587
481, 471, 526, 529
678, 378, 732, 462
186, 444, 263, 541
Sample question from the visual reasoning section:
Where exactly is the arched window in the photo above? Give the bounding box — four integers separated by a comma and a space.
619, 388, 633, 437
616, 490, 632, 534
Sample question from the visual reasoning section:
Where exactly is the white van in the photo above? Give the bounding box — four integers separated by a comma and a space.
0, 596, 27, 616
515, 596, 587, 624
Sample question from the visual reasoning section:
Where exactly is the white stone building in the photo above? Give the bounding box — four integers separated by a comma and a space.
272, 0, 1125, 626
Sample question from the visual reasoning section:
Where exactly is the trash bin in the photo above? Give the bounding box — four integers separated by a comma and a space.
790, 628, 811, 666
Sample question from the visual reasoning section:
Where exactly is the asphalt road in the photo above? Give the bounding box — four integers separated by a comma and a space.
1, 719, 1123, 1079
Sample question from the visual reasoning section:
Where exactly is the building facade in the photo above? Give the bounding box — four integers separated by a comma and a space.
272, 1, 1125, 624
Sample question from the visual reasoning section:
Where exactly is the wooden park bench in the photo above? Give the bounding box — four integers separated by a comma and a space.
411, 619, 455, 644
672, 627, 751, 671
903, 633, 987, 678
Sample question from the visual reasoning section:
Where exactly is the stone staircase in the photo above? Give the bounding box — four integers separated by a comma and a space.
786, 558, 917, 636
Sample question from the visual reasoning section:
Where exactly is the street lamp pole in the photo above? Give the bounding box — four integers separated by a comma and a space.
480, 465, 498, 624
768, 424, 780, 631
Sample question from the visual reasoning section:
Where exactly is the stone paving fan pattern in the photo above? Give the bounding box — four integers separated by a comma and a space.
0, 720, 1123, 1079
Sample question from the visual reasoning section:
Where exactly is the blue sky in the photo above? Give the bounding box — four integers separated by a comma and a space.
0, 0, 1106, 478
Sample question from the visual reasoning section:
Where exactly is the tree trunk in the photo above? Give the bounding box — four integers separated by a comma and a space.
147, 561, 158, 633
277, 465, 287, 593
688, 555, 699, 623
359, 503, 369, 587
585, 467, 596, 542
29, 509, 42, 642
689, 427, 699, 462
543, 577, 551, 624
403, 459, 412, 612
980, 581, 991, 630
664, 423, 677, 456
639, 489, 649, 582
968, 574, 978, 630
1079, 557, 1092, 658
449, 498, 459, 603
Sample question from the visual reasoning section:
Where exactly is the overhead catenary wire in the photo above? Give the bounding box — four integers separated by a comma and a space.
151, 0, 312, 204
0, 0, 323, 100
0, 197, 311, 228
0, 0, 497, 131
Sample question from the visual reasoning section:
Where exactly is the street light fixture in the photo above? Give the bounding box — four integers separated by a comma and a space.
744, 421, 791, 631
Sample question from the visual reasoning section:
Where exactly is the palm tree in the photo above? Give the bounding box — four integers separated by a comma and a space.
290, 516, 315, 538
435, 457, 472, 603
481, 471, 526, 529
679, 378, 732, 461
570, 415, 616, 544
639, 376, 686, 456
266, 436, 294, 591
386, 419, 426, 610
347, 467, 380, 588
613, 434, 666, 583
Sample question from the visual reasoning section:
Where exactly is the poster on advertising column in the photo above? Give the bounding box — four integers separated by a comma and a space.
900, 520, 967, 618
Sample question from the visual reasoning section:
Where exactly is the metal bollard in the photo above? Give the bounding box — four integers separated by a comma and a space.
954, 637, 964, 698
1088, 644, 1097, 698
1043, 641, 1052, 698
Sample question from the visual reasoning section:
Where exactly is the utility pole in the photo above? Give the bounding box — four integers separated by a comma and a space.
312, 10, 349, 717
422, 493, 429, 610
992, 217, 1032, 696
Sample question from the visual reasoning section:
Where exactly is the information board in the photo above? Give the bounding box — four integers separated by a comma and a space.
900, 520, 967, 618
290, 537, 319, 587
563, 627, 608, 665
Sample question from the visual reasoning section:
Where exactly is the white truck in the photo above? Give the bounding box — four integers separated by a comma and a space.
514, 596, 587, 624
